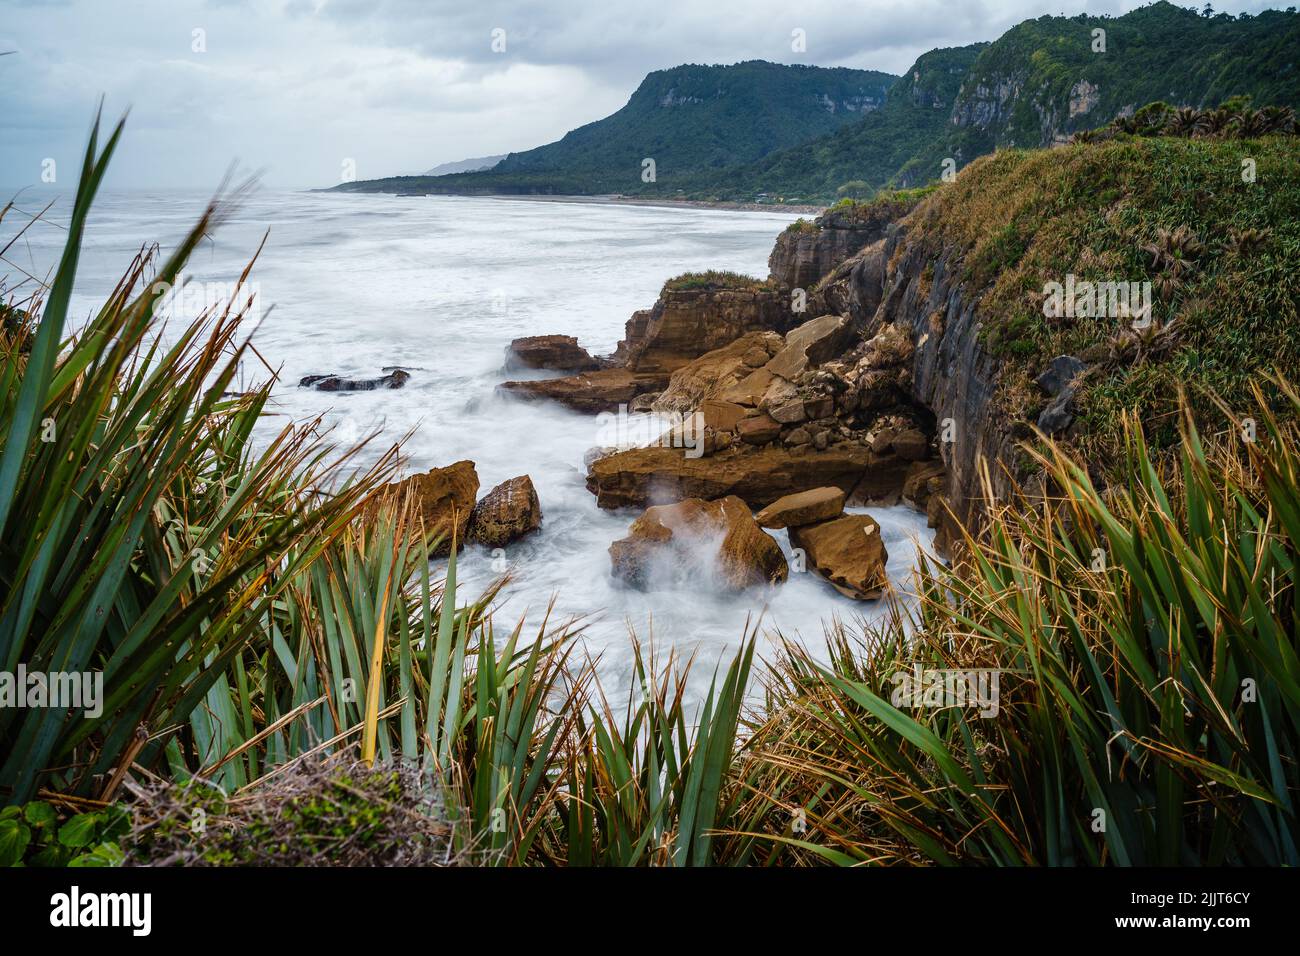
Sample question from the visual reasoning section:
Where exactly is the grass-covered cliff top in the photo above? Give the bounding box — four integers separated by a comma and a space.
906, 132, 1300, 454
660, 270, 771, 293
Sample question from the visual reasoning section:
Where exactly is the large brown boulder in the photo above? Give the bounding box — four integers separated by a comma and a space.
652, 331, 784, 414
789, 513, 889, 600
499, 367, 664, 414
754, 487, 845, 529
384, 460, 479, 556
765, 314, 855, 381
609, 496, 788, 590
468, 475, 542, 547
505, 335, 601, 372
586, 441, 899, 510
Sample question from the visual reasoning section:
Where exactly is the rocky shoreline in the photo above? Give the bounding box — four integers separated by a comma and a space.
373, 196, 947, 603
371, 190, 1092, 603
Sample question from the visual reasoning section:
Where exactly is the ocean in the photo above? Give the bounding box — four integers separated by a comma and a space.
4, 187, 933, 706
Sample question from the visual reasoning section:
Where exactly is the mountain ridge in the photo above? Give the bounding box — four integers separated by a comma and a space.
334, 2, 1300, 203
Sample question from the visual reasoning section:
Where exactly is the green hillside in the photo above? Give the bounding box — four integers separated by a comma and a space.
333, 61, 896, 196
677, 43, 985, 202
332, 3, 1300, 204
683, 2, 1300, 201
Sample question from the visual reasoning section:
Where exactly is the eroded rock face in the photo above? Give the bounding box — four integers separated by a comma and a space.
788, 513, 888, 600
384, 460, 479, 556
502, 287, 799, 414
614, 286, 794, 376
754, 487, 846, 529
468, 475, 541, 548
505, 335, 601, 372
586, 441, 905, 511
768, 203, 905, 291
609, 496, 788, 590
902, 460, 946, 510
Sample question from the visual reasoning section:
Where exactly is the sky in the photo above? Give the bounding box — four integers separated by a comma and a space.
0, 0, 1283, 189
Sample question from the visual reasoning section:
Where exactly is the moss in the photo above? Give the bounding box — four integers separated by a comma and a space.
126, 754, 456, 866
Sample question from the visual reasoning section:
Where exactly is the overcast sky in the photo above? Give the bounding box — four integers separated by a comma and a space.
0, 0, 1280, 189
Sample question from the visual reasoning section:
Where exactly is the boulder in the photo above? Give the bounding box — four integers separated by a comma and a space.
609, 496, 788, 590
769, 399, 808, 425
902, 460, 946, 510
468, 475, 542, 548
1035, 355, 1086, 435
718, 367, 777, 407
789, 513, 889, 600
383, 460, 479, 556
300, 369, 410, 391
1037, 394, 1075, 435
586, 441, 888, 510
754, 487, 846, 529
892, 428, 931, 461
505, 335, 601, 372
736, 413, 781, 445
1035, 355, 1086, 397
765, 314, 854, 381
700, 399, 750, 433
653, 332, 783, 414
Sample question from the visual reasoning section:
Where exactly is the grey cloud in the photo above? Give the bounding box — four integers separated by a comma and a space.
0, 0, 1280, 188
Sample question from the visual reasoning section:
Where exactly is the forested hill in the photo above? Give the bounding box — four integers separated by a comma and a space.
333, 61, 896, 197
332, 3, 1300, 203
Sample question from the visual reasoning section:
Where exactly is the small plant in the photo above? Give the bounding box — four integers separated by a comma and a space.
1141, 224, 1204, 277
1231, 109, 1272, 139
1166, 107, 1202, 137
0, 802, 128, 867
1223, 226, 1271, 259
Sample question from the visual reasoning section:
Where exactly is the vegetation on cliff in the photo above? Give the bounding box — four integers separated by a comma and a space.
904, 129, 1299, 460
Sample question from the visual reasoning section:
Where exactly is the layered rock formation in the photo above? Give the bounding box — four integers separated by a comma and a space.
767, 200, 904, 292
586, 441, 910, 511
300, 369, 410, 391
505, 335, 602, 372
500, 282, 800, 413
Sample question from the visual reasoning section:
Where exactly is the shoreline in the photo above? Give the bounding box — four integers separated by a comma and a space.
316, 187, 824, 216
